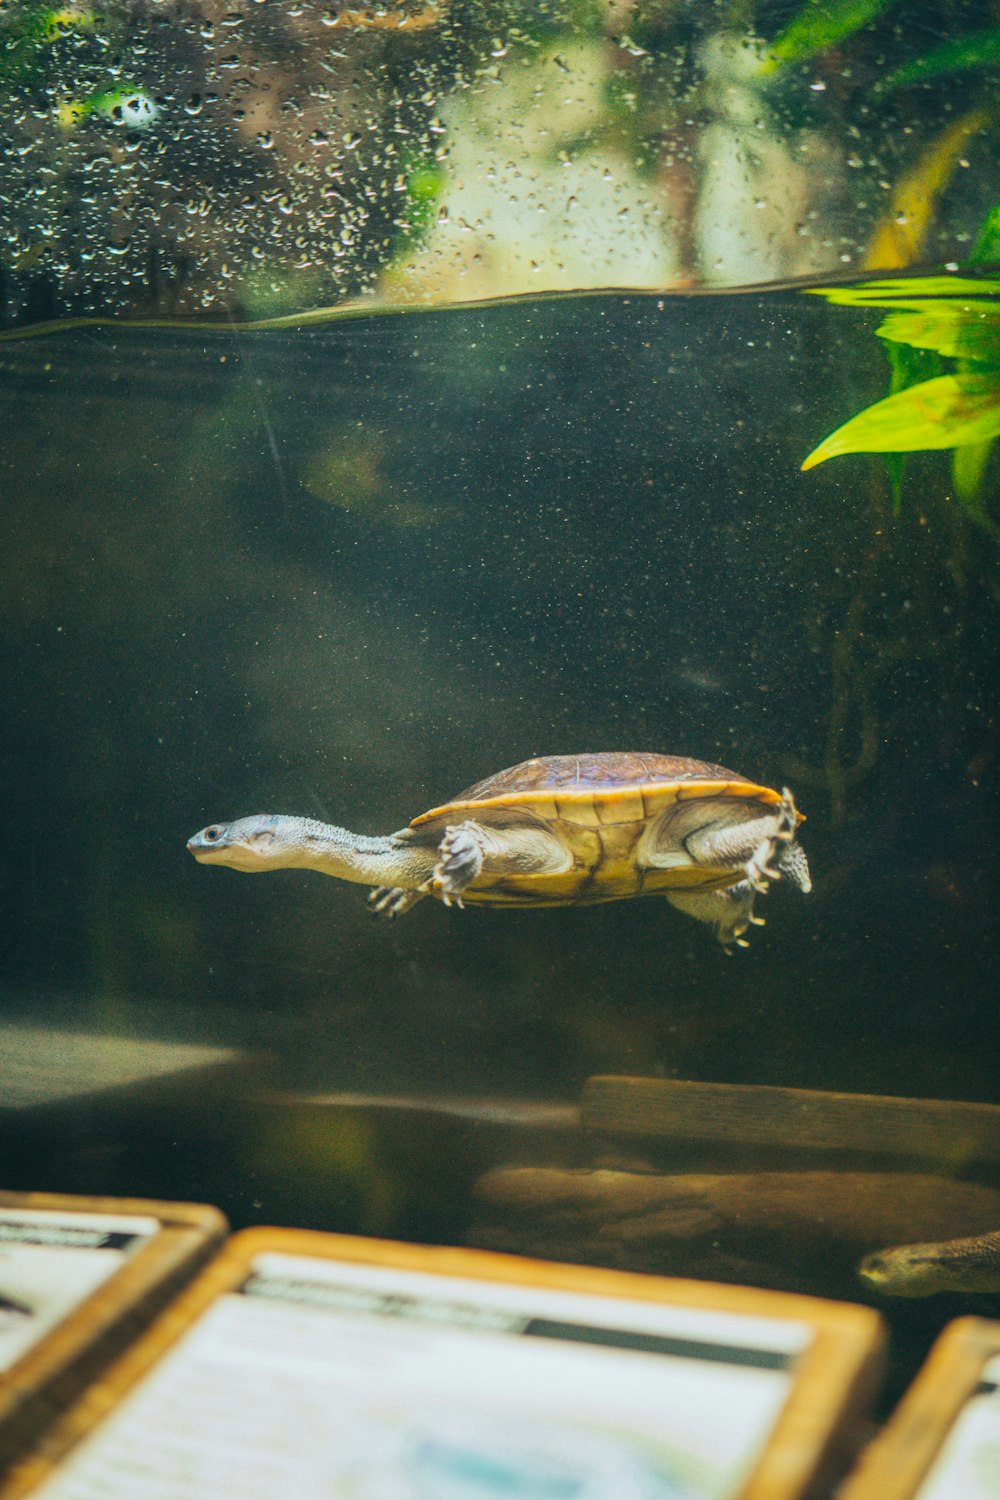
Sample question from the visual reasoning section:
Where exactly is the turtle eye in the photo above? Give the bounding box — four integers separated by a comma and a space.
203, 825, 223, 843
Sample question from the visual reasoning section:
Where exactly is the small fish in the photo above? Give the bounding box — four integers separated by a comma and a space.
858, 1228, 1000, 1296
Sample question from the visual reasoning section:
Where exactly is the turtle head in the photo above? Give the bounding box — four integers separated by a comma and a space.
187, 815, 304, 872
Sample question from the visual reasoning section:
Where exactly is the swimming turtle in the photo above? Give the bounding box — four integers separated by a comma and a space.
858, 1230, 1000, 1297
187, 752, 811, 947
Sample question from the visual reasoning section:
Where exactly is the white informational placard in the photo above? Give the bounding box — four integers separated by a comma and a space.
0, 1209, 160, 1372
915, 1353, 1000, 1500
30, 1251, 812, 1500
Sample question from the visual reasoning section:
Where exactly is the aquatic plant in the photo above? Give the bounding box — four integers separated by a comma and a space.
753, 0, 1000, 269
757, 0, 1000, 90
57, 83, 159, 130
800, 271, 1000, 536
0, 3, 95, 86
874, 25, 1000, 94
755, 0, 896, 75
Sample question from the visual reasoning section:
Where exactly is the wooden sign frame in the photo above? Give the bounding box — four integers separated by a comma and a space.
1, 1228, 885, 1500
839, 1316, 1000, 1500
0, 1191, 227, 1470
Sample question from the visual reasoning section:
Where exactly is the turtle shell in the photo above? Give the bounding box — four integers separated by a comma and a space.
409, 752, 787, 908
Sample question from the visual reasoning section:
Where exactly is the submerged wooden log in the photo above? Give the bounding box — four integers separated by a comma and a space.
582, 1076, 1000, 1165
470, 1168, 1000, 1296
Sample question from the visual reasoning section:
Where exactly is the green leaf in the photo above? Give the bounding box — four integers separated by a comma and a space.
952, 436, 995, 502
0, 6, 96, 86
808, 275, 1000, 308
877, 26, 1000, 93
883, 334, 943, 387
880, 336, 939, 510
970, 203, 1000, 266
876, 307, 1000, 363
801, 373, 1000, 469
759, 0, 895, 73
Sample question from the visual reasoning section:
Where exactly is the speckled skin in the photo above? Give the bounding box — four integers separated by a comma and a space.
859, 1229, 1000, 1296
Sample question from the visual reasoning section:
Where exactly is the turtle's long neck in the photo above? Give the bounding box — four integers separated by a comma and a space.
274, 816, 430, 889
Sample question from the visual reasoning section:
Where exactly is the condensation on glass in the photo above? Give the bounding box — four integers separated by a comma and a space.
1, 0, 997, 325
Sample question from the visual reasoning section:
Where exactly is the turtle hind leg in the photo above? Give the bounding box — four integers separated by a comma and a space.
367, 885, 428, 919
666, 883, 761, 951
742, 788, 799, 890
687, 788, 801, 893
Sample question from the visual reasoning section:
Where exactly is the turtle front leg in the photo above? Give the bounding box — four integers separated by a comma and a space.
686, 788, 804, 892
367, 886, 428, 919
432, 821, 489, 907
430, 820, 571, 907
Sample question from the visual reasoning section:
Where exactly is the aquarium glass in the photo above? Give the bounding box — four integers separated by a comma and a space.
4, 0, 1000, 1405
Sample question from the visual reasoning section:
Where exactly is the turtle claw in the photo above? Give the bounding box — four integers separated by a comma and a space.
745, 788, 799, 891
367, 885, 425, 919
433, 822, 484, 907
720, 921, 752, 955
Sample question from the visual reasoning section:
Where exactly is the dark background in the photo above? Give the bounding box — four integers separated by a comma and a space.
1, 293, 998, 1401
